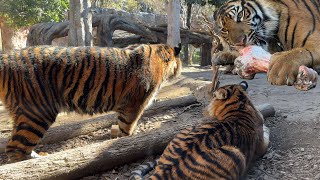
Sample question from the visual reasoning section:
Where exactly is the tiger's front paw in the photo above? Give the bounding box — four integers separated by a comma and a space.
111, 125, 121, 138
267, 52, 302, 85
7, 150, 48, 163
212, 50, 240, 66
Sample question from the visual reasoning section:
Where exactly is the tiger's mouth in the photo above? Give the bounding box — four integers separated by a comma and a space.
231, 45, 246, 51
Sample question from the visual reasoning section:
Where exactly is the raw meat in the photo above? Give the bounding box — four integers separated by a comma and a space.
234, 46, 318, 91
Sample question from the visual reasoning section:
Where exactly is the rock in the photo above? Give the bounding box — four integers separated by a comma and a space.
306, 155, 313, 160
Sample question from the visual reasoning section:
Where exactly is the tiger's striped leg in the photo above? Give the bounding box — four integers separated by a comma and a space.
115, 88, 159, 137
116, 111, 144, 137
6, 110, 57, 162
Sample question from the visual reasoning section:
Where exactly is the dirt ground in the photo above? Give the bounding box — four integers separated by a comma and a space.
1, 66, 320, 180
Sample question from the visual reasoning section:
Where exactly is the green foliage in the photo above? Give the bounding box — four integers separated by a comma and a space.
192, 49, 201, 64
0, 0, 69, 28
94, 0, 167, 14
96, 0, 140, 13
184, 0, 227, 7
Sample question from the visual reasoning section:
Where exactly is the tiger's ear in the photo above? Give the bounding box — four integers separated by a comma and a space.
174, 43, 182, 56
239, 81, 248, 91
214, 88, 229, 100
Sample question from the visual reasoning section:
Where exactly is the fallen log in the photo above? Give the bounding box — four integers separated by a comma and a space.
0, 95, 198, 152
144, 95, 198, 116
0, 114, 118, 153
0, 104, 275, 180
256, 104, 275, 119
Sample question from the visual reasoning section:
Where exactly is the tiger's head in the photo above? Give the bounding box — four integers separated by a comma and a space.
205, 81, 255, 121
214, 0, 279, 50
130, 43, 182, 82
153, 43, 182, 81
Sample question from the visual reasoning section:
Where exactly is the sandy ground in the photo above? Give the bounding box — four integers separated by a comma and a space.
1, 66, 320, 179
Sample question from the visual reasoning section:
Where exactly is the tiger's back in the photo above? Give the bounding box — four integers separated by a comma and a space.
0, 44, 182, 161
142, 82, 269, 180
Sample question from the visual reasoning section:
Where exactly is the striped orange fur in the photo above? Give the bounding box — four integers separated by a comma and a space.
0, 43, 181, 161
130, 81, 269, 180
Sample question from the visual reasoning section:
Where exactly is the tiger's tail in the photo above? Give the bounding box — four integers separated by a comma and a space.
129, 160, 158, 180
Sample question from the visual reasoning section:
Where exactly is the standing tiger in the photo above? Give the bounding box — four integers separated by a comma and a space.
0, 43, 181, 162
130, 81, 270, 180
213, 0, 320, 85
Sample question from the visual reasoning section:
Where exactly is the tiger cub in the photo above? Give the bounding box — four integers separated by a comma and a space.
130, 81, 270, 180
0, 43, 182, 162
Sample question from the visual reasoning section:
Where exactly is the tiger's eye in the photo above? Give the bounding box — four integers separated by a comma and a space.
244, 9, 250, 17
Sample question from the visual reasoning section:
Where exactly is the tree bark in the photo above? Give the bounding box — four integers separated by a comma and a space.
201, 43, 212, 66
97, 15, 157, 47
68, 0, 93, 46
167, 0, 181, 47
183, 3, 192, 65
0, 27, 2, 52
0, 104, 274, 180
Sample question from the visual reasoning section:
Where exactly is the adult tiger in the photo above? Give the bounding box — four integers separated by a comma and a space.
130, 81, 270, 180
0, 43, 181, 162
213, 0, 320, 85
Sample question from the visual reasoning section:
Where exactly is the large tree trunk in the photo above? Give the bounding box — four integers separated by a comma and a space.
68, 0, 93, 46
167, 0, 181, 47
183, 3, 192, 65
0, 27, 2, 52
201, 43, 212, 66
0, 104, 274, 180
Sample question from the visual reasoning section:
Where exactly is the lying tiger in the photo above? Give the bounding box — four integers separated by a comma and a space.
0, 43, 182, 162
130, 81, 270, 180
213, 0, 320, 86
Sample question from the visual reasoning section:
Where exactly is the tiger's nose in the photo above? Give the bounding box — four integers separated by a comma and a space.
235, 35, 247, 46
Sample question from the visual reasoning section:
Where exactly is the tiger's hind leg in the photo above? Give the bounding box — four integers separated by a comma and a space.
5, 109, 57, 162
